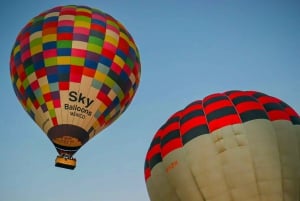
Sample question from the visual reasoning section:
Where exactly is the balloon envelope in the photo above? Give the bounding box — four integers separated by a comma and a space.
144, 90, 300, 201
10, 5, 141, 168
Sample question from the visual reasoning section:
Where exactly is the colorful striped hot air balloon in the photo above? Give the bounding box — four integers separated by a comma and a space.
144, 90, 300, 201
10, 5, 141, 169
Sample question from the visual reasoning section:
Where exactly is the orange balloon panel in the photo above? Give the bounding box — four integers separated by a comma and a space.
10, 5, 141, 159
144, 90, 300, 201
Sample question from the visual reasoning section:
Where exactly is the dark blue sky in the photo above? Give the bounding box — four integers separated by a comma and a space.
0, 1, 299, 201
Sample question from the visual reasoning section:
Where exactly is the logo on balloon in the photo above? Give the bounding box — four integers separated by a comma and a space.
64, 91, 94, 119
68, 91, 94, 108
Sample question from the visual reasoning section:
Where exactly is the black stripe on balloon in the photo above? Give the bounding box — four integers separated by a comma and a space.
161, 130, 180, 147
184, 100, 202, 108
206, 106, 237, 122
182, 125, 209, 145
279, 101, 291, 109
263, 102, 284, 112
163, 116, 180, 127
149, 136, 161, 149
232, 95, 258, 105
291, 116, 300, 125
149, 153, 162, 169
224, 90, 242, 95
203, 95, 228, 107
144, 160, 149, 170
252, 92, 268, 98
240, 109, 269, 122
181, 109, 205, 124
160, 116, 179, 131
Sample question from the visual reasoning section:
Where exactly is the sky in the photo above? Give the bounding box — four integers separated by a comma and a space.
0, 0, 300, 201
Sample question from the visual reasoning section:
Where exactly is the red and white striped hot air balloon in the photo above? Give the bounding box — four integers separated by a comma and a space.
144, 90, 300, 201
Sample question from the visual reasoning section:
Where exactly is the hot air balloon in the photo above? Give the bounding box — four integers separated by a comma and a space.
10, 5, 141, 169
144, 90, 300, 201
